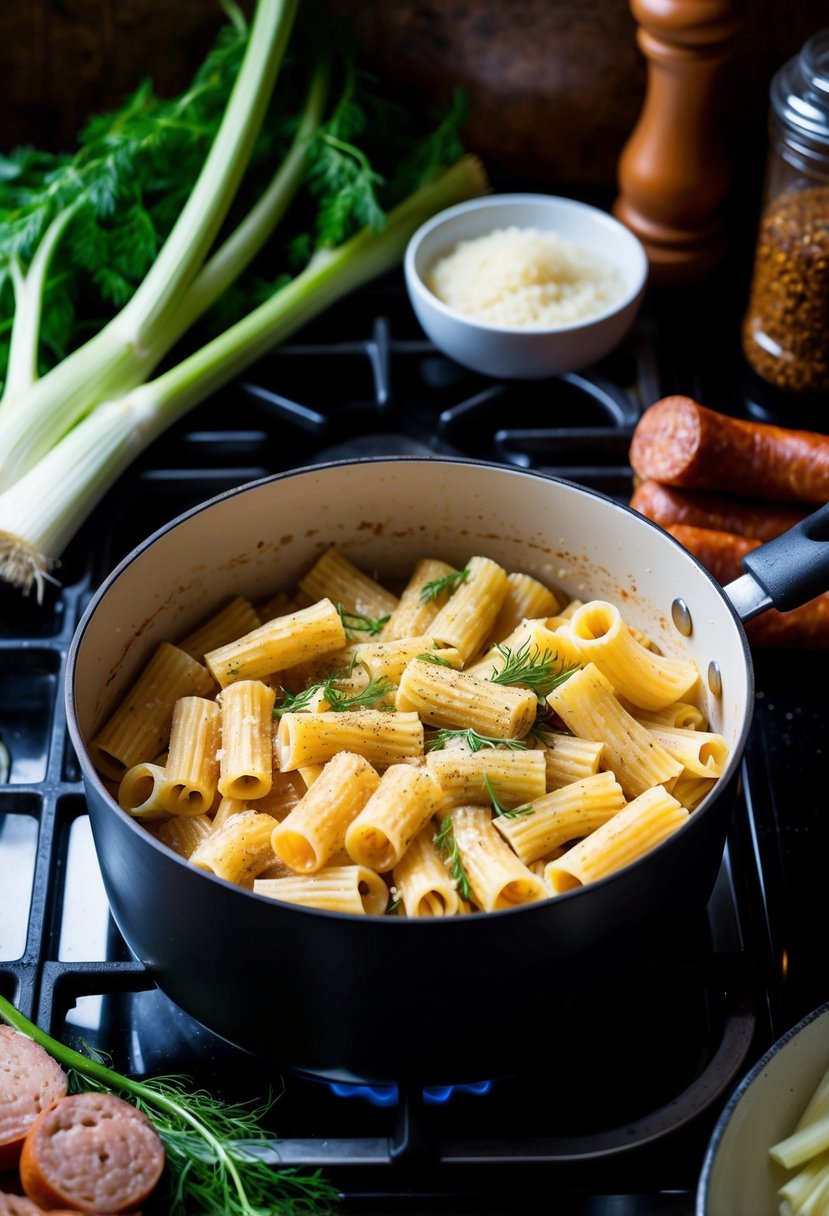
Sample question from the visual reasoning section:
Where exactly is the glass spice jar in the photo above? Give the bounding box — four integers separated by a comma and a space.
742, 29, 829, 396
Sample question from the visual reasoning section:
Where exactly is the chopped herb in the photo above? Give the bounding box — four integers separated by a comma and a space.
483, 772, 534, 820
419, 567, 469, 604
529, 719, 557, 747
336, 602, 390, 638
328, 676, 395, 712
434, 815, 471, 900
387, 896, 401, 915
274, 673, 395, 716
489, 638, 580, 700
426, 728, 527, 753
416, 651, 453, 667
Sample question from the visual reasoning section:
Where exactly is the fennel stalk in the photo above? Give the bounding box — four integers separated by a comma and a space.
0, 154, 487, 599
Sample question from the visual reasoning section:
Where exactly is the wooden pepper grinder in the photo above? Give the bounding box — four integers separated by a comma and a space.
613, 0, 744, 285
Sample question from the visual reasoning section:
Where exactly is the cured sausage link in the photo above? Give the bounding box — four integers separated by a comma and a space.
19, 1091, 165, 1215
629, 396, 829, 504
667, 524, 829, 647
630, 479, 807, 541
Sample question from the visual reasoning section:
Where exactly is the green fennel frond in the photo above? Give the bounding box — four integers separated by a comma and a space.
336, 602, 389, 639
482, 772, 534, 820
426, 728, 527, 753
489, 639, 580, 700
419, 567, 468, 605
434, 815, 471, 901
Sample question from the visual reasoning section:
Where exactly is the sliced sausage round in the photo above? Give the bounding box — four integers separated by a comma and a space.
19, 1091, 164, 1214
0, 1027, 68, 1171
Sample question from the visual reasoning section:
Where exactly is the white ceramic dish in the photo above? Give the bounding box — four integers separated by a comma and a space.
403, 192, 648, 379
697, 1000, 829, 1216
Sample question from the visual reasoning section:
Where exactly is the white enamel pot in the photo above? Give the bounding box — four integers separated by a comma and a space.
65, 458, 829, 1085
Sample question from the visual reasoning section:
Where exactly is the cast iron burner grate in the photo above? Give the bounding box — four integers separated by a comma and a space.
2, 263, 828, 1214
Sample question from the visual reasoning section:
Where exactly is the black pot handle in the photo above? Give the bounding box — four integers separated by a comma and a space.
724, 501, 829, 622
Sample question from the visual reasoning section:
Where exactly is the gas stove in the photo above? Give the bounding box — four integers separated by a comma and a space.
1, 254, 828, 1215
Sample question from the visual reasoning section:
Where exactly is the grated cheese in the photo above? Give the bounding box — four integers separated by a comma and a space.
426, 225, 624, 329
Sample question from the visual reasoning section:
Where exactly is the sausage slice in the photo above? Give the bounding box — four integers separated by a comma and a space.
19, 1091, 164, 1214
0, 1027, 68, 1171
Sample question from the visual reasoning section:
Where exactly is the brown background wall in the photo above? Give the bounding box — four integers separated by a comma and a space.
0, 1, 825, 187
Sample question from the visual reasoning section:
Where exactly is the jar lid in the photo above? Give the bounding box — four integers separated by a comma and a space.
771, 28, 829, 147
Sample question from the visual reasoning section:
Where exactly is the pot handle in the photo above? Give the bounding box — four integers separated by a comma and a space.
724, 501, 829, 622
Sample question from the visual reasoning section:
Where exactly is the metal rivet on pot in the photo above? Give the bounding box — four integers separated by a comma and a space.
708, 661, 723, 697
671, 598, 692, 636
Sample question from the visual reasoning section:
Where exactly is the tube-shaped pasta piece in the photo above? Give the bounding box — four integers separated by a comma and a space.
427, 748, 547, 811
347, 636, 454, 683
218, 680, 276, 800
482, 572, 562, 651
117, 762, 170, 821
256, 589, 292, 623
493, 771, 626, 864
545, 786, 688, 893
392, 824, 460, 917
249, 770, 307, 821
540, 731, 604, 790
276, 710, 424, 770
89, 643, 214, 780
636, 703, 707, 730
428, 555, 509, 662
177, 596, 261, 663
466, 618, 582, 681
547, 663, 682, 798
567, 600, 699, 711
381, 558, 457, 640
212, 796, 248, 830
638, 724, 728, 778
158, 696, 221, 816
448, 805, 547, 911
777, 1152, 829, 1214
254, 865, 389, 915
190, 810, 277, 887
396, 658, 537, 740
671, 774, 716, 810
155, 813, 214, 860
205, 599, 346, 688
272, 751, 380, 872
299, 547, 398, 619
345, 764, 443, 872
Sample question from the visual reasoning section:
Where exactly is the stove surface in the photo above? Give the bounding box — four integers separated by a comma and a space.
1, 257, 828, 1215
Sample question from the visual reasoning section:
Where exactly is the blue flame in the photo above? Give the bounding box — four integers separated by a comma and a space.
327, 1079, 492, 1107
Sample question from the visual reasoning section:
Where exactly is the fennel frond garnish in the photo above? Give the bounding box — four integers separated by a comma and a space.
482, 772, 534, 820
433, 815, 471, 901
426, 728, 528, 753
335, 603, 390, 639
489, 639, 580, 700
419, 567, 469, 604
275, 673, 395, 715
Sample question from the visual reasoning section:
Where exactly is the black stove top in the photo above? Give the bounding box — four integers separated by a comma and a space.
1, 257, 828, 1215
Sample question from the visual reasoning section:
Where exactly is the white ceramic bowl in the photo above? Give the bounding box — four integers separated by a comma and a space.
697, 1000, 829, 1216
403, 192, 648, 379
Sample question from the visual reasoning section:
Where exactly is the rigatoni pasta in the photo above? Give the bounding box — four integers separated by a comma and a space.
95, 548, 728, 918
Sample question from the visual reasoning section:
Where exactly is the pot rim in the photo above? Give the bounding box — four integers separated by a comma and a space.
65, 454, 756, 924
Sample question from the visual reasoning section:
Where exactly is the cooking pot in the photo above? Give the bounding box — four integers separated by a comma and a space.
65, 458, 829, 1085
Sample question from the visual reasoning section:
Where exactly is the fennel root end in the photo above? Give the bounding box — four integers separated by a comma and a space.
0, 533, 58, 602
